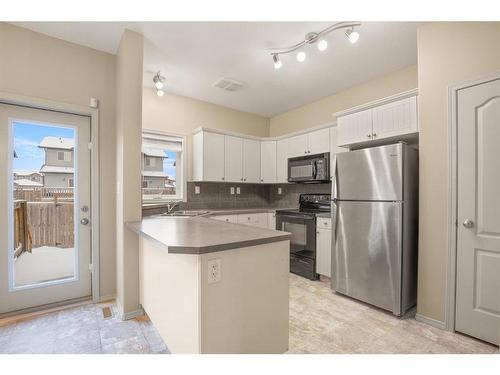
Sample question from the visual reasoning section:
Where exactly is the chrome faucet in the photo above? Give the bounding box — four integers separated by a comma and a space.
165, 200, 182, 215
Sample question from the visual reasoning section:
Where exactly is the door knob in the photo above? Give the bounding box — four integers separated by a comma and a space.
462, 219, 474, 228
80, 218, 89, 225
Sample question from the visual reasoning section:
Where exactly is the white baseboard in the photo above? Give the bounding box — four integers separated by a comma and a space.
99, 294, 116, 303
115, 299, 144, 321
415, 313, 447, 330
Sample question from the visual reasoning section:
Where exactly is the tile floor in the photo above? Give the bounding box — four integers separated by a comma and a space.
0, 302, 169, 354
0, 274, 498, 354
288, 274, 499, 354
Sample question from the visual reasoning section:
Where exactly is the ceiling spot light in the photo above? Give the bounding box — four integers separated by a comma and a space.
273, 54, 282, 69
296, 51, 306, 62
153, 71, 166, 96
317, 39, 328, 51
345, 28, 360, 44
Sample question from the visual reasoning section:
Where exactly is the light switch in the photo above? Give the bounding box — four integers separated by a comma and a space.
278, 187, 282, 195
195, 185, 201, 194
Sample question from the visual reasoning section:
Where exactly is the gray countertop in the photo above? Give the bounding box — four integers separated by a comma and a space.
127, 215, 291, 255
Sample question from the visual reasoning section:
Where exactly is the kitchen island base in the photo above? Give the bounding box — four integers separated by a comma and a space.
139, 238, 290, 354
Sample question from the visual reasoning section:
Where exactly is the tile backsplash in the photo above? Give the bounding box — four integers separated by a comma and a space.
143, 181, 331, 216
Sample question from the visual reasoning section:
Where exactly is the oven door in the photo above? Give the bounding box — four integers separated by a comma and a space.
276, 213, 316, 258
276, 213, 318, 280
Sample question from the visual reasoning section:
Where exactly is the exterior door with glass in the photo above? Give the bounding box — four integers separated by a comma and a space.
0, 103, 92, 314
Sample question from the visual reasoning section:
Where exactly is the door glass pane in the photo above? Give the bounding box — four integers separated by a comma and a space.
11, 121, 76, 288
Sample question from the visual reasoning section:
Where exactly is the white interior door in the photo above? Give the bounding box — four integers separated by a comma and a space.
0, 104, 92, 314
455, 77, 500, 345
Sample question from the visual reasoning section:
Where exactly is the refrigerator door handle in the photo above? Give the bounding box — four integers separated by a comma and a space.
331, 198, 339, 290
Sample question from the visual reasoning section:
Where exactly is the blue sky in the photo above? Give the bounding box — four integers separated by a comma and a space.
13, 122, 74, 172
163, 151, 177, 179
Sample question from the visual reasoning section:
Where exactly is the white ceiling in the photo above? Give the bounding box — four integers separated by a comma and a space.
12, 22, 420, 117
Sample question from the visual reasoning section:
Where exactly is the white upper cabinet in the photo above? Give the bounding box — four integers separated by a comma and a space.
287, 133, 308, 158
224, 135, 243, 182
260, 140, 277, 183
307, 128, 330, 155
276, 138, 288, 183
242, 138, 261, 183
371, 96, 418, 140
337, 109, 373, 146
336, 94, 419, 147
193, 131, 225, 182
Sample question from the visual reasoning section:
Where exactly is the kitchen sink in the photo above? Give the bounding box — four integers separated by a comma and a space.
161, 210, 209, 217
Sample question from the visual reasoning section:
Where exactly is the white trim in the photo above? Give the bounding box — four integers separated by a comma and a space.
115, 298, 144, 321
142, 128, 187, 203
331, 88, 419, 118
99, 293, 116, 303
415, 313, 447, 330
446, 71, 500, 332
0, 91, 101, 304
192, 120, 337, 141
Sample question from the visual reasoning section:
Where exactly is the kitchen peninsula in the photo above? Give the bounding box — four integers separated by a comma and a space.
127, 215, 291, 354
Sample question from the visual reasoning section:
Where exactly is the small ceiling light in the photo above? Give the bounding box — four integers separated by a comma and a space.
317, 39, 328, 51
296, 51, 306, 62
273, 54, 283, 69
156, 89, 164, 97
153, 71, 166, 94
345, 28, 360, 44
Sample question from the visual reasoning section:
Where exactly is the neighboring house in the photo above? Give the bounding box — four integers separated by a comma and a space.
13, 170, 44, 185
38, 137, 74, 188
13, 179, 43, 188
142, 147, 168, 188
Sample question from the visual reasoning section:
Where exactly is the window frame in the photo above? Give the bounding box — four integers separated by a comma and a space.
141, 129, 187, 205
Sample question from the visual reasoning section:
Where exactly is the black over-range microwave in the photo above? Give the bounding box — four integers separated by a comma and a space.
287, 152, 330, 183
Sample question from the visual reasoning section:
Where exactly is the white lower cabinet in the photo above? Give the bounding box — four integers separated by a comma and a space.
212, 214, 238, 223
213, 212, 272, 229
316, 218, 332, 278
268, 212, 276, 230
237, 213, 268, 228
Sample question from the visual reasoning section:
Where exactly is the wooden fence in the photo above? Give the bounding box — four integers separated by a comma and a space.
14, 187, 74, 202
14, 200, 32, 257
27, 201, 74, 248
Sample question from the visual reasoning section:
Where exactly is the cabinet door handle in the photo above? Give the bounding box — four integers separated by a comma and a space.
367, 134, 372, 138
222, 177, 225, 180
373, 133, 377, 137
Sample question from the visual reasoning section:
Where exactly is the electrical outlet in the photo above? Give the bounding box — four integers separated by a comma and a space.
195, 185, 201, 194
207, 258, 221, 284
236, 187, 241, 195
278, 187, 282, 195
230, 187, 235, 195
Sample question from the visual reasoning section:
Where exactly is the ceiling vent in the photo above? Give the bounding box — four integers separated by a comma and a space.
212, 78, 244, 92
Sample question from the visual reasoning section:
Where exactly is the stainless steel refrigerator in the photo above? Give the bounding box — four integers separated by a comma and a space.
331, 143, 418, 316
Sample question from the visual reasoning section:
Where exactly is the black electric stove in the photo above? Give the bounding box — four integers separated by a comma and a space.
275, 194, 331, 280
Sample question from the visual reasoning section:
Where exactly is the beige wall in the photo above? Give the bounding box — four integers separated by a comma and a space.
0, 23, 117, 299
269, 65, 418, 136
115, 30, 144, 315
417, 22, 500, 323
142, 88, 270, 180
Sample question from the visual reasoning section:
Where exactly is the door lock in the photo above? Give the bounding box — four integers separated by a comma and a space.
462, 219, 474, 228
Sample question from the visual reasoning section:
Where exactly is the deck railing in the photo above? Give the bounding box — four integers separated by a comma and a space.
14, 187, 74, 202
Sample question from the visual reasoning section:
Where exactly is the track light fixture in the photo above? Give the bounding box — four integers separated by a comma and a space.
153, 71, 166, 96
272, 54, 282, 69
268, 22, 361, 69
345, 27, 360, 44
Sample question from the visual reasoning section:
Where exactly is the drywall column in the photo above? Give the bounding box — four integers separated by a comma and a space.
115, 30, 144, 318
416, 22, 500, 325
